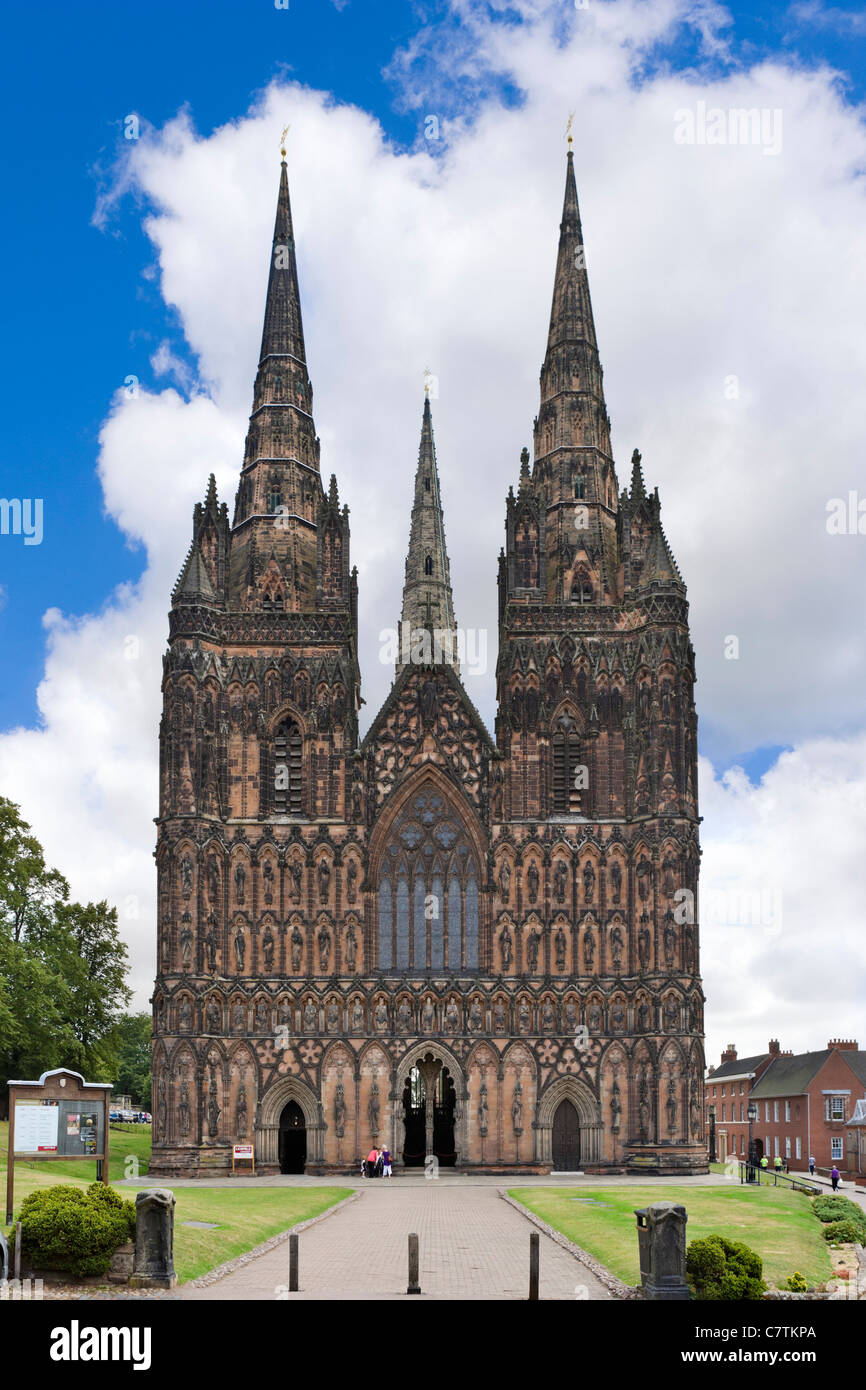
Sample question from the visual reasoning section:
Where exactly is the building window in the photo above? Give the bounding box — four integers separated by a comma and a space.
571, 571, 593, 604
722, 1086, 726, 1097
424, 475, 431, 492
424, 555, 433, 575
831, 1138, 843, 1161
740, 1103, 744, 1122
795, 1137, 801, 1160
573, 475, 585, 499
552, 722, 583, 814
721, 1104, 726, 1122
785, 1137, 791, 1158
785, 1100, 791, 1122
774, 1136, 780, 1157
774, 1101, 779, 1122
765, 1102, 770, 1123
765, 1135, 770, 1156
740, 1082, 745, 1095
274, 719, 303, 814
826, 1096, 846, 1122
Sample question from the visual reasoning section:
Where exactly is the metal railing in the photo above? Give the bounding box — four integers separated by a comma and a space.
738, 1160, 819, 1194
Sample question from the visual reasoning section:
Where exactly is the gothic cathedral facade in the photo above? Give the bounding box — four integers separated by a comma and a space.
150, 148, 707, 1176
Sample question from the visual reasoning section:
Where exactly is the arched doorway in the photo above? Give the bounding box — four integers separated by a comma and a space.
753, 1138, 764, 1161
279, 1100, 306, 1174
552, 1099, 581, 1171
401, 1062, 457, 1167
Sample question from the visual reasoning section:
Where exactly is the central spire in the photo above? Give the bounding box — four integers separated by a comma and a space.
397, 395, 460, 674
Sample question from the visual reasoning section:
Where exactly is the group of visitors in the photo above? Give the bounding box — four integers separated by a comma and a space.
808, 1155, 843, 1190
758, 1153, 789, 1175
362, 1146, 392, 1178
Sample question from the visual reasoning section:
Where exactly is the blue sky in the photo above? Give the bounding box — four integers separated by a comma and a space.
2, 0, 865, 747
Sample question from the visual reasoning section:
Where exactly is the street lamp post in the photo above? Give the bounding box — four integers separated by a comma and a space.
708, 1105, 716, 1164
747, 1102, 758, 1183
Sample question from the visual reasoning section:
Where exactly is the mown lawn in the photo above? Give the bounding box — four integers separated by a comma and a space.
509, 1184, 832, 1289
2, 1120, 348, 1283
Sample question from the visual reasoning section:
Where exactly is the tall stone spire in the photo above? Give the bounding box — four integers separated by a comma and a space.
397, 394, 460, 673
259, 156, 309, 369
533, 148, 619, 605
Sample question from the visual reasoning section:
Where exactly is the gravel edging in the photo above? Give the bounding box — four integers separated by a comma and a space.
183, 1190, 360, 1289
499, 1190, 636, 1300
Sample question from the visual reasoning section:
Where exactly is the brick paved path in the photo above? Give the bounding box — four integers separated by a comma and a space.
179, 1184, 612, 1301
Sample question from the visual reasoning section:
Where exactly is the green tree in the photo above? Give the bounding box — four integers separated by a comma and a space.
0, 796, 68, 942
110, 1012, 152, 1108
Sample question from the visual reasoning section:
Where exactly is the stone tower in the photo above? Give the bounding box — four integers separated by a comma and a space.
149, 147, 706, 1177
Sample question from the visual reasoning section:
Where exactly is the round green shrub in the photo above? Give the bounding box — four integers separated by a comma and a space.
782, 1271, 808, 1292
19, 1183, 136, 1278
686, 1234, 766, 1301
813, 1195, 863, 1224
822, 1218, 866, 1245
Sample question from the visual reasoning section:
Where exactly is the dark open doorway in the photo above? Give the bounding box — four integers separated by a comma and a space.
552, 1098, 581, 1171
279, 1099, 306, 1174
401, 1064, 456, 1167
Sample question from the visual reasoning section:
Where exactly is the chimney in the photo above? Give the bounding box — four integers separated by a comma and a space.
721, 1044, 737, 1064
828, 1039, 858, 1052
769, 1039, 780, 1056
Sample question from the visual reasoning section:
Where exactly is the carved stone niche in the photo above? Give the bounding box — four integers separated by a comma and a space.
129, 1189, 178, 1290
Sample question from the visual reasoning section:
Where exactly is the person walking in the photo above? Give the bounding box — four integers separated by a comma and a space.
759, 1154, 769, 1177
808, 1154, 816, 1176
382, 1145, 392, 1178
831, 1164, 841, 1192
773, 1153, 783, 1174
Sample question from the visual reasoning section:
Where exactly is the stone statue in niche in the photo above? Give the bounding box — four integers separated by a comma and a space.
526, 861, 539, 904
638, 1000, 650, 1033
553, 859, 567, 903
564, 998, 578, 1032
611, 1002, 626, 1032
512, 1080, 523, 1134
303, 999, 317, 1031
469, 999, 483, 1032
663, 997, 679, 1031
255, 1000, 269, 1031
582, 860, 595, 903
180, 920, 193, 970
500, 924, 513, 969
555, 926, 567, 971
517, 999, 531, 1033
420, 678, 437, 725
638, 923, 651, 973
610, 859, 622, 903
491, 772, 503, 820
493, 999, 507, 1032
509, 685, 523, 731
206, 855, 220, 903
478, 1083, 489, 1137
234, 862, 246, 904
542, 999, 556, 1032
334, 1083, 346, 1139
351, 781, 363, 821
610, 1076, 622, 1133
178, 1080, 191, 1137
262, 859, 275, 905
609, 924, 624, 972
690, 1075, 702, 1138
689, 997, 702, 1031
397, 998, 412, 1033
345, 927, 357, 972
374, 1000, 389, 1032
638, 1071, 650, 1141
683, 924, 695, 973
157, 1075, 167, 1135
327, 1000, 340, 1033
666, 1072, 678, 1134
179, 998, 192, 1031
234, 925, 246, 973
663, 917, 677, 969
207, 1074, 220, 1138
368, 1077, 380, 1136
526, 929, 540, 974
278, 998, 291, 1026
636, 857, 652, 902
290, 927, 304, 973
345, 859, 358, 905
206, 1000, 220, 1034
498, 860, 511, 901
290, 861, 303, 903
318, 926, 331, 973
180, 854, 194, 899
204, 919, 218, 973
231, 1001, 245, 1034
662, 854, 678, 897
422, 997, 435, 1031
444, 999, 459, 1033
352, 999, 364, 1032
236, 1080, 248, 1138
262, 927, 275, 970
583, 927, 596, 973
317, 860, 331, 903
587, 1001, 602, 1033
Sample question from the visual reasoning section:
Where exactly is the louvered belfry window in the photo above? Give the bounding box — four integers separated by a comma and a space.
274, 719, 303, 814
552, 717, 582, 813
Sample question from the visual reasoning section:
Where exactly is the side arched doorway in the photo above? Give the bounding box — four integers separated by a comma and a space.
552, 1099, 581, 1171
279, 1100, 306, 1174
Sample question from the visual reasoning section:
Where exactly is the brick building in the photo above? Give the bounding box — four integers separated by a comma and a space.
706, 1039, 866, 1176
148, 141, 706, 1177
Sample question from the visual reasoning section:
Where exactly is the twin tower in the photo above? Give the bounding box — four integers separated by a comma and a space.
149, 145, 707, 1176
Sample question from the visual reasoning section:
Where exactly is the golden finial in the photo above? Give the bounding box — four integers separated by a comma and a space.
280, 124, 290, 159
566, 112, 575, 148
423, 366, 433, 397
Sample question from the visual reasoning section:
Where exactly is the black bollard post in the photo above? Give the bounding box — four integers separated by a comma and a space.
289, 1232, 299, 1292
407, 1232, 420, 1294
529, 1232, 540, 1301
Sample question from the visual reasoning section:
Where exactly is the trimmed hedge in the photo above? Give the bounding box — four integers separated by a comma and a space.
19, 1183, 136, 1278
813, 1195, 864, 1225
822, 1218, 866, 1245
686, 1235, 766, 1301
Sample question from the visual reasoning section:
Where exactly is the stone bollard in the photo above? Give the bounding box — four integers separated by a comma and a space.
529, 1232, 540, 1301
289, 1233, 299, 1292
407, 1232, 420, 1295
634, 1201, 689, 1301
129, 1189, 178, 1290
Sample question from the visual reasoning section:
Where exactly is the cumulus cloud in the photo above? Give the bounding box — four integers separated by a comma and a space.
1, 0, 864, 1042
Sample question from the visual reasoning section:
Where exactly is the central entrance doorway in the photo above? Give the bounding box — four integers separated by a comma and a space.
402, 1060, 456, 1167
552, 1099, 581, 1171
279, 1099, 306, 1174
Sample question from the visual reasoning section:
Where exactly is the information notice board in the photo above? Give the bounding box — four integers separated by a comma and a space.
13, 1099, 105, 1157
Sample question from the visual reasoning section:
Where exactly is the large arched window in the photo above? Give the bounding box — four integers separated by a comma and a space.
376, 786, 480, 971
274, 719, 303, 814
552, 716, 582, 814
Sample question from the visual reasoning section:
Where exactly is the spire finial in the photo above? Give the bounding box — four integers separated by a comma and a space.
565, 112, 574, 149
280, 124, 290, 160
423, 365, 434, 398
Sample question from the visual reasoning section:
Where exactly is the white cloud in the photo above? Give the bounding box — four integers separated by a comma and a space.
1, 0, 865, 1046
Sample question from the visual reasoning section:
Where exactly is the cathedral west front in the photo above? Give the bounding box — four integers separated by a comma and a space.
149, 138, 707, 1177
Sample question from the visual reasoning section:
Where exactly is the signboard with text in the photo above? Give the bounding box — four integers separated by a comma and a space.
6, 1069, 112, 1225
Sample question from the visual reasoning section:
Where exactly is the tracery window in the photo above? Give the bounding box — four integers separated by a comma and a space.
377, 787, 480, 971
552, 716, 582, 813
274, 719, 303, 814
